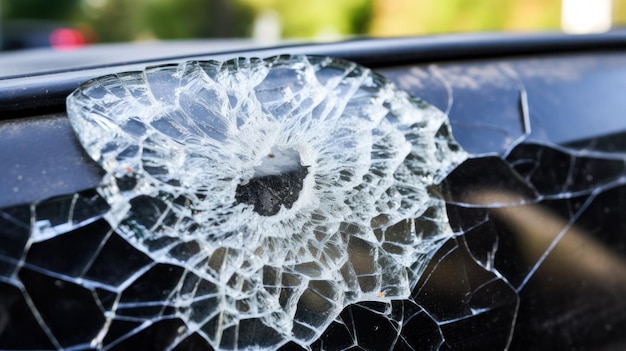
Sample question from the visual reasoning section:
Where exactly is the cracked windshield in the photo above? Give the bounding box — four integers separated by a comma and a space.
1, 1, 626, 351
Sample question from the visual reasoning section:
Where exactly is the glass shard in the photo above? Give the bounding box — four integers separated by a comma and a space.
65, 55, 467, 349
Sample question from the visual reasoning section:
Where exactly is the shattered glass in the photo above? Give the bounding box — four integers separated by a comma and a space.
2, 52, 626, 351
63, 55, 466, 349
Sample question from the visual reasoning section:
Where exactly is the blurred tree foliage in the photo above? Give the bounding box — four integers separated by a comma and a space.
370, 0, 561, 36
237, 0, 371, 38
2, 0, 624, 43
2, 0, 82, 21
80, 0, 255, 42
144, 0, 255, 39
81, 0, 146, 42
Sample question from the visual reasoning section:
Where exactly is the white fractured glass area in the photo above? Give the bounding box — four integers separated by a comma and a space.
65, 55, 467, 350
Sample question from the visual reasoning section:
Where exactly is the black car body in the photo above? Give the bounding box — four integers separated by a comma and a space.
1, 32, 626, 350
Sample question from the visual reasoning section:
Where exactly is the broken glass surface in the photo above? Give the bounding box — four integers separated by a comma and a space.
63, 55, 466, 350
2, 52, 626, 351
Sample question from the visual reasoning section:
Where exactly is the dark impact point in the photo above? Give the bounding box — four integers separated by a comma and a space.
235, 148, 309, 216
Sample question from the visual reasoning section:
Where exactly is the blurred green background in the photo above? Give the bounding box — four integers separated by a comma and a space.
2, 0, 626, 44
